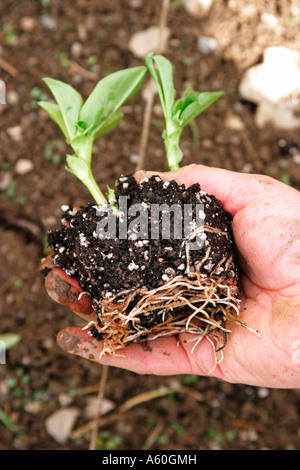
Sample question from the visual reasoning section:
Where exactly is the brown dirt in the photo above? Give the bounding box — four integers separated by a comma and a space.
0, 0, 300, 450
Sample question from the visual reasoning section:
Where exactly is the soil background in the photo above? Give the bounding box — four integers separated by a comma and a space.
1, 0, 300, 450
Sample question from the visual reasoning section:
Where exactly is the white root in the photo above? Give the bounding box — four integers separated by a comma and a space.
81, 264, 259, 373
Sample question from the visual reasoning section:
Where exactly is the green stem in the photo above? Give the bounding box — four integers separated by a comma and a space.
169, 163, 180, 171
83, 172, 108, 206
164, 127, 182, 171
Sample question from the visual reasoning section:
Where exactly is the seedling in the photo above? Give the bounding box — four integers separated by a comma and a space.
145, 53, 223, 170
41, 55, 252, 365
38, 65, 147, 205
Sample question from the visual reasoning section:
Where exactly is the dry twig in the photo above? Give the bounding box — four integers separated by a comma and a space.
0, 56, 19, 77
136, 0, 171, 171
88, 364, 109, 450
71, 383, 205, 441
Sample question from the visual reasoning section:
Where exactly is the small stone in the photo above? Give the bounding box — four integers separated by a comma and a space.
84, 397, 115, 419
20, 16, 37, 32
129, 153, 139, 164
70, 42, 83, 59
292, 153, 300, 165
58, 392, 73, 407
201, 138, 213, 149
197, 36, 219, 55
15, 159, 34, 175
240, 4, 257, 19
225, 114, 245, 131
257, 387, 270, 399
128, 26, 170, 58
129, 0, 142, 7
6, 90, 19, 105
241, 163, 253, 173
40, 14, 58, 31
239, 46, 300, 129
261, 12, 279, 30
45, 408, 79, 444
184, 0, 213, 18
7, 126, 22, 142
24, 400, 42, 414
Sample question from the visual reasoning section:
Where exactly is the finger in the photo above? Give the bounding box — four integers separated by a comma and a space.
56, 326, 218, 376
134, 164, 295, 216
44, 266, 95, 320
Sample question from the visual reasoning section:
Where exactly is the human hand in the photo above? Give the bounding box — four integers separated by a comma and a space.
42, 164, 300, 388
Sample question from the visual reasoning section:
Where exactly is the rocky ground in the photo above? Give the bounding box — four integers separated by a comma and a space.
0, 0, 300, 450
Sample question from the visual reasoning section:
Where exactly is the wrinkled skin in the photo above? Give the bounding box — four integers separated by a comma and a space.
42, 164, 300, 388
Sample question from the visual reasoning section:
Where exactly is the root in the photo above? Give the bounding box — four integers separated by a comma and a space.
82, 266, 258, 368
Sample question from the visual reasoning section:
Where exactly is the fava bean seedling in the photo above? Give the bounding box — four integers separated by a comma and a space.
40, 54, 249, 366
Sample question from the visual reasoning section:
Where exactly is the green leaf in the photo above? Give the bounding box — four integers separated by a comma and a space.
42, 78, 83, 140
38, 101, 70, 141
94, 108, 124, 138
179, 90, 223, 127
0, 409, 23, 436
146, 53, 175, 118
0, 333, 21, 350
79, 66, 147, 136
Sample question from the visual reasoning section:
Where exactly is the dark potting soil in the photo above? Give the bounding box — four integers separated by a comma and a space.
47, 175, 239, 295
44, 175, 240, 350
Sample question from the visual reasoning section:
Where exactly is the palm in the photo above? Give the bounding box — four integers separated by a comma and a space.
217, 186, 300, 387
45, 165, 300, 388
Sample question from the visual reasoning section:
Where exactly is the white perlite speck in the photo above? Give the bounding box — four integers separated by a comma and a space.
128, 261, 139, 271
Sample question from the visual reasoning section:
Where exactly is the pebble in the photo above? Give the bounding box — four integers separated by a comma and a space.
15, 158, 34, 175
24, 400, 42, 414
70, 42, 83, 59
58, 393, 73, 408
184, 0, 213, 18
20, 17, 37, 32
6, 90, 19, 106
40, 14, 58, 31
225, 114, 245, 131
7, 126, 22, 142
261, 12, 279, 30
84, 397, 115, 419
128, 26, 170, 58
129, 0, 142, 7
293, 153, 300, 165
197, 36, 219, 55
45, 407, 80, 444
239, 46, 300, 129
240, 4, 257, 19
129, 152, 139, 164
257, 387, 270, 399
